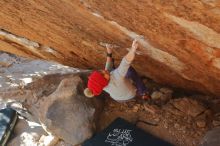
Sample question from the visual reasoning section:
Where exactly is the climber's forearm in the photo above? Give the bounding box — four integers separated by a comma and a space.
105, 57, 113, 71
125, 50, 135, 63
125, 39, 138, 62
105, 45, 113, 71
107, 56, 112, 63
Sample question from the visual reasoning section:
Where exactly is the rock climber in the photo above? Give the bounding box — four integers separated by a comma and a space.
84, 39, 150, 102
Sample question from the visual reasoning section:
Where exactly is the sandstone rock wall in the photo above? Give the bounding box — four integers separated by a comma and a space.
0, 0, 220, 96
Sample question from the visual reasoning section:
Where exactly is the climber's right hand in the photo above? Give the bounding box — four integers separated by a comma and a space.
131, 39, 138, 53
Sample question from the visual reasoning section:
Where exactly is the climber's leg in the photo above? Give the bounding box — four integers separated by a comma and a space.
125, 66, 147, 96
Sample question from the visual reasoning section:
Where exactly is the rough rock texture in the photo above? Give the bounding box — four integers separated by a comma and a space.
200, 127, 220, 146
99, 95, 218, 146
7, 118, 48, 146
172, 98, 206, 117
0, 1, 220, 96
0, 52, 104, 146
36, 76, 96, 145
151, 87, 173, 104
0, 52, 80, 92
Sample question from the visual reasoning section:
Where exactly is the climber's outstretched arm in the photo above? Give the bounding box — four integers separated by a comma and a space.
125, 39, 138, 63
117, 40, 138, 77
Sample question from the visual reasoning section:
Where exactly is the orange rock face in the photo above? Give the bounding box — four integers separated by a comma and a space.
0, 0, 220, 96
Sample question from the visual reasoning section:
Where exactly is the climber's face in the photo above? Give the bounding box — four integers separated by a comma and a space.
101, 70, 110, 81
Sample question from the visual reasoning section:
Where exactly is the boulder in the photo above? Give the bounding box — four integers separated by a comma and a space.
35, 76, 98, 145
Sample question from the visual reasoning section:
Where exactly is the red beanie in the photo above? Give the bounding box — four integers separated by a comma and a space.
88, 71, 109, 96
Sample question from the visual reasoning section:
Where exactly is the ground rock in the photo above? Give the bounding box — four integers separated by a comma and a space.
200, 127, 220, 146
196, 120, 206, 128
0, 53, 15, 67
38, 135, 59, 146
160, 88, 173, 95
0, 51, 80, 95
151, 91, 164, 100
151, 88, 173, 104
7, 118, 47, 146
212, 120, 220, 127
55, 140, 73, 146
143, 103, 159, 114
172, 98, 206, 117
